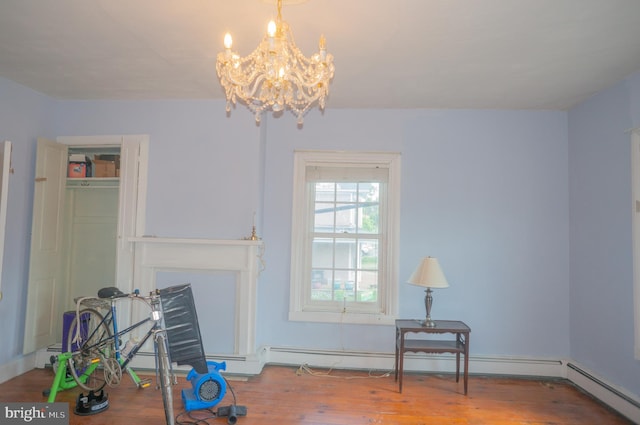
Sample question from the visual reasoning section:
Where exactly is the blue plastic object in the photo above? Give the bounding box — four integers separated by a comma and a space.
181, 361, 227, 412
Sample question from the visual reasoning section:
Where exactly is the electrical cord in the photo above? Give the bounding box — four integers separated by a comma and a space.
174, 377, 244, 425
175, 407, 217, 425
296, 363, 392, 379
224, 376, 237, 405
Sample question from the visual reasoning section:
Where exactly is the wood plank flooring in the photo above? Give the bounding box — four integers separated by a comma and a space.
0, 365, 635, 424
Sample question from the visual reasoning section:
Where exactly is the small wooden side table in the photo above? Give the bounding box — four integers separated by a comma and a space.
394, 319, 470, 394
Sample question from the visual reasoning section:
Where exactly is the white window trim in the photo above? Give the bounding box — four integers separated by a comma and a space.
289, 150, 401, 325
630, 129, 640, 359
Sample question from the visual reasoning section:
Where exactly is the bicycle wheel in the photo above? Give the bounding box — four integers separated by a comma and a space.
66, 308, 113, 391
156, 332, 175, 425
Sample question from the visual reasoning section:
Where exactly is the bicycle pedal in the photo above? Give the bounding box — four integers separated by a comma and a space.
137, 378, 152, 389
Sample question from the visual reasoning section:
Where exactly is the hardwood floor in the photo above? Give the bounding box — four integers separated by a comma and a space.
0, 365, 635, 424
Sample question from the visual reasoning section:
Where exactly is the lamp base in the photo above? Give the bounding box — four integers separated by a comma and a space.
421, 318, 437, 328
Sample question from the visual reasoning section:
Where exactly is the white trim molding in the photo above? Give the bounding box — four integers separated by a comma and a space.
567, 361, 640, 423
265, 347, 565, 378
129, 237, 264, 374
630, 129, 640, 360
289, 150, 401, 324
0, 353, 36, 385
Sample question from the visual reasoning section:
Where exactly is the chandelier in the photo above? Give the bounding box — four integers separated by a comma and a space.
216, 0, 335, 125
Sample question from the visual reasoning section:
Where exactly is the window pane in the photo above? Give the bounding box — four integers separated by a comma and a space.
314, 183, 335, 201
357, 183, 379, 234
314, 182, 336, 233
335, 239, 356, 268
336, 183, 357, 230
314, 202, 335, 232
311, 269, 333, 300
358, 183, 378, 202
359, 204, 379, 234
359, 239, 378, 270
312, 238, 333, 268
356, 270, 378, 302
339, 182, 358, 193
334, 269, 355, 301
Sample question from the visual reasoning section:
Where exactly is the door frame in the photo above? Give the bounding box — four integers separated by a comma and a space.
0, 141, 11, 301
23, 134, 148, 354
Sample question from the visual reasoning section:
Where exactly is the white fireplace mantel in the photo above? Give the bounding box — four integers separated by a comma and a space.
130, 237, 264, 370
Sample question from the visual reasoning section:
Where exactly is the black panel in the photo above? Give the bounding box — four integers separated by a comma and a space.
159, 283, 208, 374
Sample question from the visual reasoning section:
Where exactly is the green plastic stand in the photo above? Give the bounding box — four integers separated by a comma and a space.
47, 352, 147, 402
47, 352, 85, 402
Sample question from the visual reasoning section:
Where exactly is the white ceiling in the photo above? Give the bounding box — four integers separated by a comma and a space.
1, 0, 640, 110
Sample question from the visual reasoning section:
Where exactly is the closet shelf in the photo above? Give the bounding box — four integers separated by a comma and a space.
66, 177, 119, 189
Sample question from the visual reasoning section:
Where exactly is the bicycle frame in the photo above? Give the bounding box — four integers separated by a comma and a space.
70, 293, 164, 391
80, 301, 154, 364
109, 302, 156, 368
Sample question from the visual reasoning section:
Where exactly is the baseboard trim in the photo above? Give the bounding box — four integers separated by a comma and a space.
35, 345, 268, 376
566, 362, 640, 423
266, 346, 565, 377
0, 353, 36, 385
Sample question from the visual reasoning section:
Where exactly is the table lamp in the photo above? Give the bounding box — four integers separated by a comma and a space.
408, 257, 449, 327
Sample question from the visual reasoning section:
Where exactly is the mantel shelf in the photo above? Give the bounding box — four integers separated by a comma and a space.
129, 236, 263, 246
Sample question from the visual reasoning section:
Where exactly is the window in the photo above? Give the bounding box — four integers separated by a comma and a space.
289, 150, 401, 324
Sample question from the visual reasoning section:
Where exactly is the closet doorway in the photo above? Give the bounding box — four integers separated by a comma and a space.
23, 135, 148, 354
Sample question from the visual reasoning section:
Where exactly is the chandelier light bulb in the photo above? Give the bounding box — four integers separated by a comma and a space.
319, 34, 327, 61
267, 20, 277, 38
223, 33, 233, 50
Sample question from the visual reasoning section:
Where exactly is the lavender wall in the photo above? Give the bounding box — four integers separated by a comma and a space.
51, 100, 262, 240
0, 89, 571, 367
0, 77, 53, 366
259, 108, 570, 356
568, 71, 640, 396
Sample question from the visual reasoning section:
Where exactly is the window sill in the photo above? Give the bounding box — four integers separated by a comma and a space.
288, 310, 396, 325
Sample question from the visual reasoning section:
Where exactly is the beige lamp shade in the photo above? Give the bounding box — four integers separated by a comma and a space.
408, 257, 449, 289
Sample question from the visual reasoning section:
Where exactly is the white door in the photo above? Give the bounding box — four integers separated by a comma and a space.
23, 135, 148, 354
0, 141, 12, 301
23, 138, 68, 353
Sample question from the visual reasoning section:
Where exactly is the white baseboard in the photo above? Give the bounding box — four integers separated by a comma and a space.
265, 346, 565, 377
0, 353, 36, 385
36, 345, 268, 376
566, 362, 640, 424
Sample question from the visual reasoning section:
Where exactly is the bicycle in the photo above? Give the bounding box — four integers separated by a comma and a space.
65, 286, 176, 425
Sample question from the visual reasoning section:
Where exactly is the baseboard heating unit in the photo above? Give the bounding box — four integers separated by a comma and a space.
566, 362, 640, 423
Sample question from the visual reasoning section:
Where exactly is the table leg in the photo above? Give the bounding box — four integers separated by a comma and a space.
394, 328, 399, 382
464, 332, 469, 395
398, 333, 405, 393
